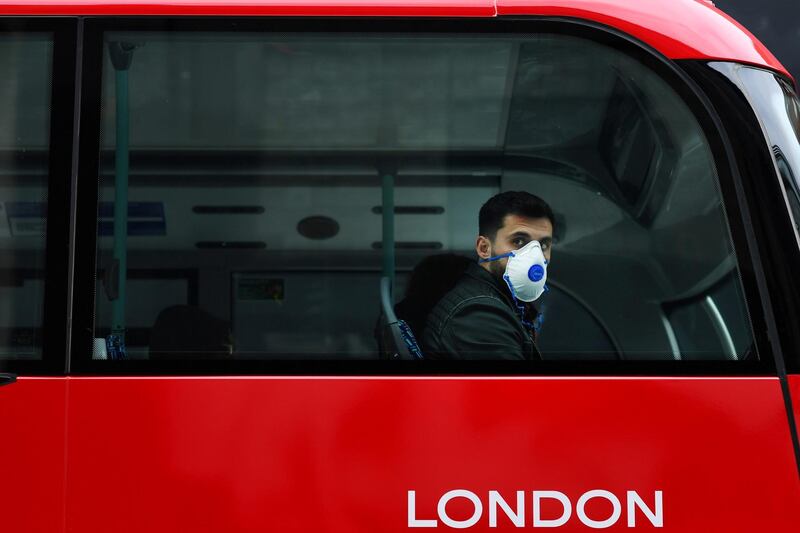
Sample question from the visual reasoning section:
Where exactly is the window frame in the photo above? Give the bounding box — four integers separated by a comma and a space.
683, 61, 800, 376
69, 16, 777, 376
0, 18, 77, 375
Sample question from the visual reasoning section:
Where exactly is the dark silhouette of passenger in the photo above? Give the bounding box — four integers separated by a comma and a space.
394, 254, 473, 349
149, 305, 233, 360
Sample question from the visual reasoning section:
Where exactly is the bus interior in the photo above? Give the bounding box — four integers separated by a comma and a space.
0, 30, 754, 362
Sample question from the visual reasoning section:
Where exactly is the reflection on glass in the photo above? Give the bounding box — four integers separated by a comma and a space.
0, 34, 52, 360
94, 31, 753, 361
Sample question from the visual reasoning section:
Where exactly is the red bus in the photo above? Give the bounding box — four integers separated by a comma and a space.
1, 1, 799, 531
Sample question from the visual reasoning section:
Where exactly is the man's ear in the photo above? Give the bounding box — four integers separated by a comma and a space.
476, 235, 492, 260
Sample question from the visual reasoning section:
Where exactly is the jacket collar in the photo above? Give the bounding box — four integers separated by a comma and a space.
465, 261, 540, 329
464, 261, 515, 306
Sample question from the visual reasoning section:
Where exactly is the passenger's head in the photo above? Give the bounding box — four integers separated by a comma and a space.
149, 305, 233, 360
476, 191, 554, 278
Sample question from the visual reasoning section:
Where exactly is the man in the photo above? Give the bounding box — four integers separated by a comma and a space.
422, 191, 554, 360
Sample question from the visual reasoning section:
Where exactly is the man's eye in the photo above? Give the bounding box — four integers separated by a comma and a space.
513, 238, 527, 247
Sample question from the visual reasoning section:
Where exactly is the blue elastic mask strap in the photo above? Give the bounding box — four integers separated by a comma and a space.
503, 274, 536, 330
534, 306, 545, 334
479, 251, 514, 264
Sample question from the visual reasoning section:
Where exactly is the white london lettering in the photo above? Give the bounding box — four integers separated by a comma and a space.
438, 490, 483, 529
533, 491, 572, 528
408, 490, 438, 528
407, 490, 664, 529
489, 491, 525, 528
576, 490, 621, 529
627, 491, 663, 528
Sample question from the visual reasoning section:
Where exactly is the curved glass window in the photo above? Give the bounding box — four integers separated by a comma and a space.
725, 65, 800, 242
91, 28, 753, 362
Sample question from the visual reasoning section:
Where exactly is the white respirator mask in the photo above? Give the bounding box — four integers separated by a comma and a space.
480, 240, 548, 302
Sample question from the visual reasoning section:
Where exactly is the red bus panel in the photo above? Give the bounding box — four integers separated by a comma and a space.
496, 0, 787, 77
0, 379, 67, 533
0, 0, 496, 18
0, 1, 789, 78
65, 377, 800, 531
791, 375, 800, 456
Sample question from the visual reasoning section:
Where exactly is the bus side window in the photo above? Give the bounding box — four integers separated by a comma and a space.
0, 33, 53, 361
87, 28, 756, 364
663, 273, 751, 361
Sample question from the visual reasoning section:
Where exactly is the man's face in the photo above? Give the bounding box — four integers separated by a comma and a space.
477, 215, 553, 278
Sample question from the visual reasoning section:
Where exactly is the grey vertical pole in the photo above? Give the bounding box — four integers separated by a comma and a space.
111, 67, 128, 337
108, 43, 135, 349
381, 173, 395, 299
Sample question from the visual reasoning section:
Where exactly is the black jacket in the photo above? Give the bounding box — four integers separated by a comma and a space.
422, 262, 542, 360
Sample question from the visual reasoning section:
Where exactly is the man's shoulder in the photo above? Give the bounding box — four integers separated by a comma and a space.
421, 265, 536, 361
426, 267, 512, 331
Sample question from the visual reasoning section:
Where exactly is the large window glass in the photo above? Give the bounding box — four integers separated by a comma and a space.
91, 28, 754, 362
0, 33, 52, 360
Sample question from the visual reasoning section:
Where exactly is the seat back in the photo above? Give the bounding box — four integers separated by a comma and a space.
379, 277, 423, 360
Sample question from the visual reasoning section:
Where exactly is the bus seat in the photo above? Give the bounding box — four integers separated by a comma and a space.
394, 253, 472, 342
379, 277, 423, 360
149, 305, 233, 360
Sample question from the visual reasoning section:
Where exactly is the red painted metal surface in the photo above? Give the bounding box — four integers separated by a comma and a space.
0, 1, 789, 78
497, 0, 787, 77
65, 377, 800, 532
0, 0, 496, 17
791, 374, 800, 454
0, 378, 67, 533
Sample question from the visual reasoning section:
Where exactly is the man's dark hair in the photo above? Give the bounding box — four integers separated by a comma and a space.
479, 191, 555, 239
